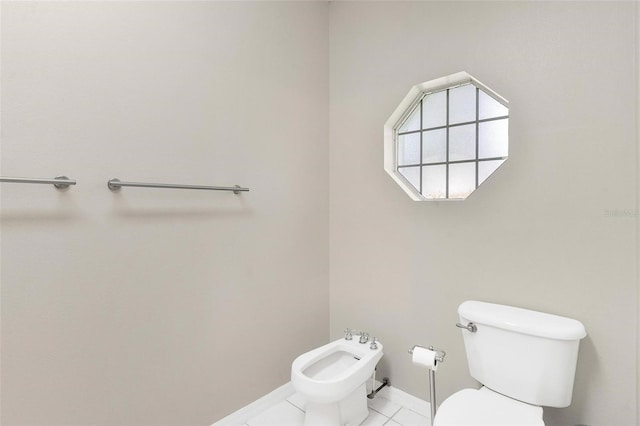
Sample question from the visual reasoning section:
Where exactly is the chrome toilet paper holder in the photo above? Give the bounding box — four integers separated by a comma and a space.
408, 345, 446, 421
409, 345, 446, 363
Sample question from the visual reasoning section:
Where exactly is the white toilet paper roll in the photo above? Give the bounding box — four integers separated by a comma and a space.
411, 347, 438, 371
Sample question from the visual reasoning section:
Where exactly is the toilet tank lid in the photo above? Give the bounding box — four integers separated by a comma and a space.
459, 301, 587, 340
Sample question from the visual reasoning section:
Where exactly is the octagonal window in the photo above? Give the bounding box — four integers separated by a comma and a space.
384, 72, 509, 200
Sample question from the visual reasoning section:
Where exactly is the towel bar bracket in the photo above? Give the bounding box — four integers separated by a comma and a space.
53, 176, 74, 189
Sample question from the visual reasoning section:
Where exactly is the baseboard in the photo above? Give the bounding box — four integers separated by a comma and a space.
211, 382, 295, 426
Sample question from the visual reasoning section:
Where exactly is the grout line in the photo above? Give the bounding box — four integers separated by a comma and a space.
390, 406, 429, 424
368, 394, 402, 419
360, 409, 391, 426
382, 417, 398, 426
389, 405, 402, 418
369, 404, 401, 419
285, 400, 305, 414
368, 408, 390, 421
405, 406, 425, 416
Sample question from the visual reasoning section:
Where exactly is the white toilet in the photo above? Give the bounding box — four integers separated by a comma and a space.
291, 334, 383, 426
434, 301, 587, 426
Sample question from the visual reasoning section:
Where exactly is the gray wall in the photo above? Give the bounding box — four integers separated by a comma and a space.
0, 2, 329, 425
637, 3, 640, 423
2, 2, 638, 426
329, 2, 637, 426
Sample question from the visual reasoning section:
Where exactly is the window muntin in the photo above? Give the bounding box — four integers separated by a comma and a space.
395, 82, 508, 200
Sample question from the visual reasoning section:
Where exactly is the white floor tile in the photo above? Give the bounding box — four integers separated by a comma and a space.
396, 398, 429, 418
380, 386, 430, 418
246, 401, 304, 426
390, 407, 430, 426
286, 392, 307, 412
224, 382, 435, 426
368, 395, 402, 418
359, 409, 389, 426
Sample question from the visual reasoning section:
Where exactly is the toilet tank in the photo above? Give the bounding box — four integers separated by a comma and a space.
458, 301, 587, 408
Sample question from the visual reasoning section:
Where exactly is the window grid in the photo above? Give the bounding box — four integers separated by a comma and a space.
396, 85, 508, 199
397, 115, 508, 136
419, 97, 423, 194
475, 87, 479, 188
445, 89, 449, 198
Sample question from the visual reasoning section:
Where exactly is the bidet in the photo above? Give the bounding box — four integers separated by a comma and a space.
291, 336, 383, 426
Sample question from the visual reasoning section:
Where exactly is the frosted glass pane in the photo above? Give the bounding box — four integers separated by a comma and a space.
479, 119, 509, 159
398, 133, 420, 166
422, 91, 447, 129
399, 104, 421, 133
449, 124, 476, 161
478, 159, 505, 185
479, 90, 508, 120
449, 162, 476, 199
422, 129, 446, 163
449, 84, 476, 124
399, 166, 420, 192
422, 165, 446, 199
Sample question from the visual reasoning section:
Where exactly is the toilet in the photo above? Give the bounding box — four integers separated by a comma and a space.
433, 301, 587, 426
291, 335, 383, 426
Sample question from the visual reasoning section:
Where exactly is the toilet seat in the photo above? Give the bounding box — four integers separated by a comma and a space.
434, 387, 544, 426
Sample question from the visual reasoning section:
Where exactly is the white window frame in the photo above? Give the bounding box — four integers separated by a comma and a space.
384, 71, 509, 201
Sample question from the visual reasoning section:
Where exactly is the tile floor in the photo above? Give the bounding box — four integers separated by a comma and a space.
243, 391, 430, 426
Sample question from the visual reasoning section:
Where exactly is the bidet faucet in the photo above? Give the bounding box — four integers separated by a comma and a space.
344, 328, 353, 340
359, 331, 369, 344
370, 337, 378, 350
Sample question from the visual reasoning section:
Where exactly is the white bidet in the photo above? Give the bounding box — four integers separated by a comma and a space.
291, 334, 383, 426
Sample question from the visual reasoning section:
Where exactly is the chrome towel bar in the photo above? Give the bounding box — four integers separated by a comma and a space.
0, 176, 76, 189
107, 178, 249, 194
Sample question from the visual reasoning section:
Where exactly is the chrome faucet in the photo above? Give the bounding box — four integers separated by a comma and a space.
345, 328, 371, 344
370, 337, 378, 350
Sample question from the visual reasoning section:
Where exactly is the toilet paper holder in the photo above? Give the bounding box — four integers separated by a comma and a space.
408, 345, 446, 421
408, 345, 446, 364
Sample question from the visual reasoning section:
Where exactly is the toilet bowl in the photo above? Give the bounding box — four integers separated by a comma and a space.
434, 387, 543, 426
291, 337, 383, 426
